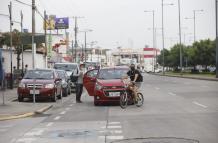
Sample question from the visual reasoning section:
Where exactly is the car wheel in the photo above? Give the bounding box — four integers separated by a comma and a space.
18, 95, 23, 102
63, 88, 68, 97
51, 92, 57, 102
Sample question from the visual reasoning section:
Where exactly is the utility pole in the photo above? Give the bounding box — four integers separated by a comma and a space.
216, 0, 218, 78
32, 0, 35, 69
178, 0, 183, 75
21, 10, 24, 77
8, 1, 13, 89
74, 17, 78, 63
161, 0, 165, 75
44, 10, 47, 68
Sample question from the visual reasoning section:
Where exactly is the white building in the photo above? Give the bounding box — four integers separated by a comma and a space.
1, 48, 46, 73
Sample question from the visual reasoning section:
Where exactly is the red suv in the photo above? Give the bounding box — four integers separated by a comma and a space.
83, 66, 129, 105
17, 69, 62, 102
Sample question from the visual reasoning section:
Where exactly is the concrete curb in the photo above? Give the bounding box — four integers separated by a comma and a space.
150, 73, 218, 81
0, 105, 53, 121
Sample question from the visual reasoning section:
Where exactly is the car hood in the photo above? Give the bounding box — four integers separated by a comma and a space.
97, 79, 124, 86
21, 79, 54, 84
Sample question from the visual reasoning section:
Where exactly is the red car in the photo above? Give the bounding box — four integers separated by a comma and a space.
83, 66, 129, 105
17, 69, 62, 102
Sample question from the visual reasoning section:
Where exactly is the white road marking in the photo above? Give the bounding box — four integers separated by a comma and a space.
107, 125, 122, 129
16, 138, 36, 143
0, 129, 7, 132
106, 136, 124, 140
193, 101, 208, 108
25, 129, 44, 136
54, 116, 61, 120
60, 111, 66, 115
155, 87, 160, 90
65, 107, 71, 111
112, 130, 123, 134
108, 122, 120, 125
69, 104, 74, 107
168, 92, 176, 96
46, 122, 54, 127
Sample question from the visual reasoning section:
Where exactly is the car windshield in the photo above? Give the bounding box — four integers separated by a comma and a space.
98, 69, 128, 79
56, 71, 65, 79
24, 70, 54, 79
54, 64, 77, 71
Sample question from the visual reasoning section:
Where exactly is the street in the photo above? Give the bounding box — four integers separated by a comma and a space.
0, 73, 218, 143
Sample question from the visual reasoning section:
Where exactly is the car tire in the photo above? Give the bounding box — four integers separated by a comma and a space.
63, 88, 68, 97
51, 92, 57, 102
18, 95, 23, 102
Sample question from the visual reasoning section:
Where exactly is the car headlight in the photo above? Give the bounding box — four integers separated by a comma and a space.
45, 84, 54, 88
18, 83, 25, 88
95, 82, 102, 90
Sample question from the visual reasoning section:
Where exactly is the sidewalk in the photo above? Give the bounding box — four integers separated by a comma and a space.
0, 88, 53, 121
152, 73, 218, 81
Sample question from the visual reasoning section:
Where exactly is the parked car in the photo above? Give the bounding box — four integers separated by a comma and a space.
54, 63, 79, 92
83, 66, 129, 106
17, 69, 62, 102
56, 69, 71, 96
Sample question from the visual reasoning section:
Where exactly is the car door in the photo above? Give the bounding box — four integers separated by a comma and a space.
83, 69, 98, 96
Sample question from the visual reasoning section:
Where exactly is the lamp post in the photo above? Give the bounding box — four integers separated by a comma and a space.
144, 10, 155, 72
8, 2, 13, 89
178, 0, 182, 74
216, 0, 218, 78
79, 29, 93, 63
161, 0, 174, 74
185, 9, 203, 42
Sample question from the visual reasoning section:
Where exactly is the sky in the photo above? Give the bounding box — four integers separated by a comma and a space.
0, 0, 216, 50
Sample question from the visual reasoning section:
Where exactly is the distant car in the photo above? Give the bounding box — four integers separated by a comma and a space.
56, 69, 71, 97
83, 66, 129, 106
17, 69, 62, 102
54, 63, 79, 92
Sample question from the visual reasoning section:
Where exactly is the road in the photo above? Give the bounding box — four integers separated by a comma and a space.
0, 73, 218, 143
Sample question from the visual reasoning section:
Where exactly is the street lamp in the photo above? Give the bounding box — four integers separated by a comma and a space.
79, 29, 93, 63
216, 0, 218, 78
185, 9, 203, 42
178, 0, 182, 74
144, 10, 155, 72
161, 0, 174, 74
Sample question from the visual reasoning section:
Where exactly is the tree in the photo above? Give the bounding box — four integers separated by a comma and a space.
0, 29, 32, 70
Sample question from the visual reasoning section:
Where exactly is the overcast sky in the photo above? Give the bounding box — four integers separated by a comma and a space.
0, 0, 216, 50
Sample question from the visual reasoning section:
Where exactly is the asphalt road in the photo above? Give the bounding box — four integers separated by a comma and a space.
0, 73, 218, 143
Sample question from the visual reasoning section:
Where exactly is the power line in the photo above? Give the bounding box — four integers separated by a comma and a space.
13, 0, 31, 7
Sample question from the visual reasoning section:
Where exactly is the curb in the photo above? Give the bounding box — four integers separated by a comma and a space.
0, 105, 53, 121
151, 73, 218, 81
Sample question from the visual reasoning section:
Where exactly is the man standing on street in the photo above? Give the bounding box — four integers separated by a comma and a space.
76, 64, 85, 103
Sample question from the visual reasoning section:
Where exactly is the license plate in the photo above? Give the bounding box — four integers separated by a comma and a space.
109, 92, 120, 97
30, 90, 39, 94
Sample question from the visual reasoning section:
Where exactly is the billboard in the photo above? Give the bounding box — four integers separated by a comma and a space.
44, 15, 56, 30
55, 17, 69, 29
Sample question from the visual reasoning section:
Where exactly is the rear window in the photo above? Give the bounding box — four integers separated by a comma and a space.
24, 70, 54, 79
98, 69, 128, 79
54, 64, 77, 71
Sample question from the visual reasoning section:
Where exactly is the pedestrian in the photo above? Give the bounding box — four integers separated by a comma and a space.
76, 63, 85, 103
24, 64, 28, 74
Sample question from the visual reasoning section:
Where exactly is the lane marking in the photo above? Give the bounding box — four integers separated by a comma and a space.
112, 130, 123, 134
54, 116, 61, 120
168, 92, 176, 96
107, 136, 124, 140
16, 138, 36, 143
193, 101, 208, 108
69, 104, 73, 107
46, 122, 54, 127
155, 87, 160, 90
65, 107, 71, 111
107, 126, 122, 129
25, 129, 44, 136
60, 111, 66, 115
108, 122, 120, 125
